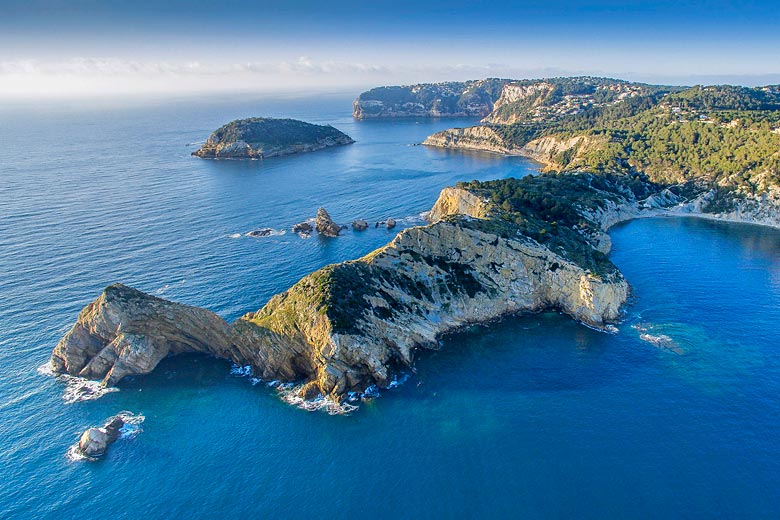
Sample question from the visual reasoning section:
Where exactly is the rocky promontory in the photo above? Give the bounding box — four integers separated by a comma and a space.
51, 174, 642, 403
192, 117, 354, 159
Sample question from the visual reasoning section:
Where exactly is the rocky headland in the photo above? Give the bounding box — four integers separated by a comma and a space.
51, 173, 653, 403
424, 77, 780, 229
353, 79, 508, 119
193, 117, 354, 159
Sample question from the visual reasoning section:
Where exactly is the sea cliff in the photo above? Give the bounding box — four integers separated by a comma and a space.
51, 178, 634, 402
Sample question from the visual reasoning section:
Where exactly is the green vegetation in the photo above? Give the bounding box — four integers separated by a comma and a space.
486, 83, 780, 193
208, 117, 351, 147
305, 253, 490, 334
455, 173, 656, 275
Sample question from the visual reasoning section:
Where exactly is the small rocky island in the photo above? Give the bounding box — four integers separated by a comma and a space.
193, 117, 354, 159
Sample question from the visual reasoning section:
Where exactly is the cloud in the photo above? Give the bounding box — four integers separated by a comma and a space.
1, 56, 777, 99
0, 56, 544, 98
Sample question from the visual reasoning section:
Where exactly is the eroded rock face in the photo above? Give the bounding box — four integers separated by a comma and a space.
50, 284, 252, 386
315, 207, 341, 237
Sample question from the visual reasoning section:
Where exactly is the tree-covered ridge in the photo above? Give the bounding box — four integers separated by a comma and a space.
488, 85, 780, 192
207, 117, 350, 147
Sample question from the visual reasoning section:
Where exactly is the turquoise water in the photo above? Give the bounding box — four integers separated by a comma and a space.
1, 94, 779, 518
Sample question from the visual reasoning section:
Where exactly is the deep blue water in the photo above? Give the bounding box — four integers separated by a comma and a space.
1, 94, 779, 518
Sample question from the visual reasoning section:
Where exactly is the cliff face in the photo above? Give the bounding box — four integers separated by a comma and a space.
422, 126, 511, 154
51, 184, 630, 401
481, 82, 555, 125
428, 187, 491, 221
423, 126, 602, 169
353, 79, 508, 119
193, 117, 354, 159
50, 285, 253, 386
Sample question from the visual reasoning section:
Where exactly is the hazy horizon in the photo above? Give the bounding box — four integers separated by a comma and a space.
3, 0, 780, 99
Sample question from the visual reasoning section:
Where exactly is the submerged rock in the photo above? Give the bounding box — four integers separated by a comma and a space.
246, 228, 273, 237
352, 219, 368, 231
292, 222, 314, 237
315, 207, 341, 237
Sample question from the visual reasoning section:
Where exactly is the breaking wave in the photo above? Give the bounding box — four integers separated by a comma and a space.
155, 279, 186, 295
229, 364, 411, 414
277, 383, 359, 415
38, 363, 119, 403
117, 411, 145, 439
245, 228, 286, 238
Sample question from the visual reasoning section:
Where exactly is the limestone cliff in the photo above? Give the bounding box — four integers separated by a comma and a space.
481, 82, 555, 125
423, 126, 512, 155
193, 117, 354, 159
51, 181, 631, 402
423, 126, 603, 170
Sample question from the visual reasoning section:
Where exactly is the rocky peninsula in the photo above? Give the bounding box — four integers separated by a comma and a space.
49, 165, 780, 404
193, 117, 354, 159
51, 174, 647, 402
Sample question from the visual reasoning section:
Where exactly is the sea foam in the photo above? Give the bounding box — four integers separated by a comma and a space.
38, 363, 119, 403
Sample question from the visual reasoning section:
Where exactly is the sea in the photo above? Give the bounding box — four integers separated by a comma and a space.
0, 93, 779, 518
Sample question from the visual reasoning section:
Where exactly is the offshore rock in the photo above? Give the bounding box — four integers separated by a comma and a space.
247, 228, 273, 237
192, 117, 354, 159
315, 207, 341, 237
293, 222, 314, 237
77, 415, 125, 458
352, 220, 369, 231
385, 218, 396, 229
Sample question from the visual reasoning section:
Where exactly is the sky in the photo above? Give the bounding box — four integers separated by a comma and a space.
2, 0, 780, 98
